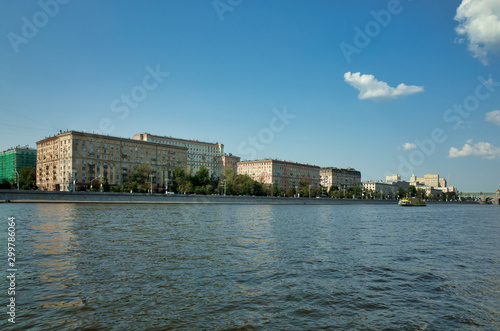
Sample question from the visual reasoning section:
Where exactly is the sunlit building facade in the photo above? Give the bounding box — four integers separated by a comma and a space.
133, 133, 223, 177
36, 131, 187, 191
320, 167, 361, 191
237, 159, 320, 191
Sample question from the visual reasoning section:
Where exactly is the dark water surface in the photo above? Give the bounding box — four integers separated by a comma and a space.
1, 203, 499, 330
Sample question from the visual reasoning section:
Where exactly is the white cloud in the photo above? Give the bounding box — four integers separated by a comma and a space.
403, 142, 417, 150
344, 72, 424, 100
455, 0, 500, 65
485, 110, 500, 125
449, 139, 500, 159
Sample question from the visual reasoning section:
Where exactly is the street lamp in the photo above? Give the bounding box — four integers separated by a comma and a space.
15, 169, 19, 190
149, 173, 155, 194
90, 175, 102, 191
71, 171, 77, 192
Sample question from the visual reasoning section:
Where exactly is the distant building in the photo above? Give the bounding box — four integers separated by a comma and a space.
0, 146, 37, 182
221, 154, 240, 174
386, 174, 401, 182
410, 172, 447, 188
237, 159, 320, 191
363, 181, 400, 197
320, 167, 361, 191
133, 133, 223, 177
36, 131, 187, 191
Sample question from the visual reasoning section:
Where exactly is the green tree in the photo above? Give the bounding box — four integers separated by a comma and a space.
110, 185, 122, 193
0, 178, 11, 189
272, 182, 284, 196
416, 188, 426, 199
171, 167, 186, 193
406, 185, 417, 197
330, 185, 339, 192
193, 166, 210, 187
19, 166, 37, 190
124, 164, 153, 193
101, 176, 110, 192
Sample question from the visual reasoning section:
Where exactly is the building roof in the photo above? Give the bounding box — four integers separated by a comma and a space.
36, 130, 188, 151
134, 133, 223, 147
1, 145, 37, 153
238, 158, 320, 168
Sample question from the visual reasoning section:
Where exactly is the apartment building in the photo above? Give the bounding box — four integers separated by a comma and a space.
36, 131, 187, 191
133, 133, 223, 176
237, 159, 320, 191
221, 154, 240, 174
0, 146, 37, 181
320, 167, 362, 191
410, 172, 447, 188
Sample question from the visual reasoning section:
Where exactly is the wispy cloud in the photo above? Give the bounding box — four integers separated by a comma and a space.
449, 139, 500, 159
485, 110, 500, 126
402, 142, 417, 151
455, 0, 500, 65
344, 72, 424, 100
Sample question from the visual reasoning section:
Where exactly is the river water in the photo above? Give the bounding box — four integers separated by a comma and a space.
1, 203, 499, 330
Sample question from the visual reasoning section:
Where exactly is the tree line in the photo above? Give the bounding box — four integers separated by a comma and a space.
98, 165, 324, 197
0, 166, 36, 190
1, 165, 459, 201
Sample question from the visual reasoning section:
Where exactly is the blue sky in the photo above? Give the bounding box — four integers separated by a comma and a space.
1, 0, 499, 192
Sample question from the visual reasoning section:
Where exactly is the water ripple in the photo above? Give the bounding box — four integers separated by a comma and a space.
1, 203, 499, 330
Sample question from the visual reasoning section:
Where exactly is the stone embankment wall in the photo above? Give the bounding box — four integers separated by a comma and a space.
0, 190, 400, 205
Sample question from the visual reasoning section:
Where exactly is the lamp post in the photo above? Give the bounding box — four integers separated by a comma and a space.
15, 169, 19, 190
72, 171, 76, 192
149, 174, 155, 194
90, 175, 102, 191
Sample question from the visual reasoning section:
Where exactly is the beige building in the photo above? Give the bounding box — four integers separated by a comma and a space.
221, 154, 240, 174
37, 131, 187, 191
410, 172, 447, 188
133, 133, 223, 177
385, 174, 401, 182
363, 181, 399, 197
237, 159, 320, 191
320, 167, 361, 191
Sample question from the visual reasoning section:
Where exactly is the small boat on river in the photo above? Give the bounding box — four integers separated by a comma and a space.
399, 197, 426, 207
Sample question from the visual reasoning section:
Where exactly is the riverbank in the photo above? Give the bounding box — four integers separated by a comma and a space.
0, 190, 479, 205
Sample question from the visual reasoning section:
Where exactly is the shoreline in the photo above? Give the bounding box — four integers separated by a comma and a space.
0, 190, 479, 205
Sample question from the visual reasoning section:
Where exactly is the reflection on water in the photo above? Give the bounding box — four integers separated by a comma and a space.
23, 204, 83, 328
1, 203, 499, 330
